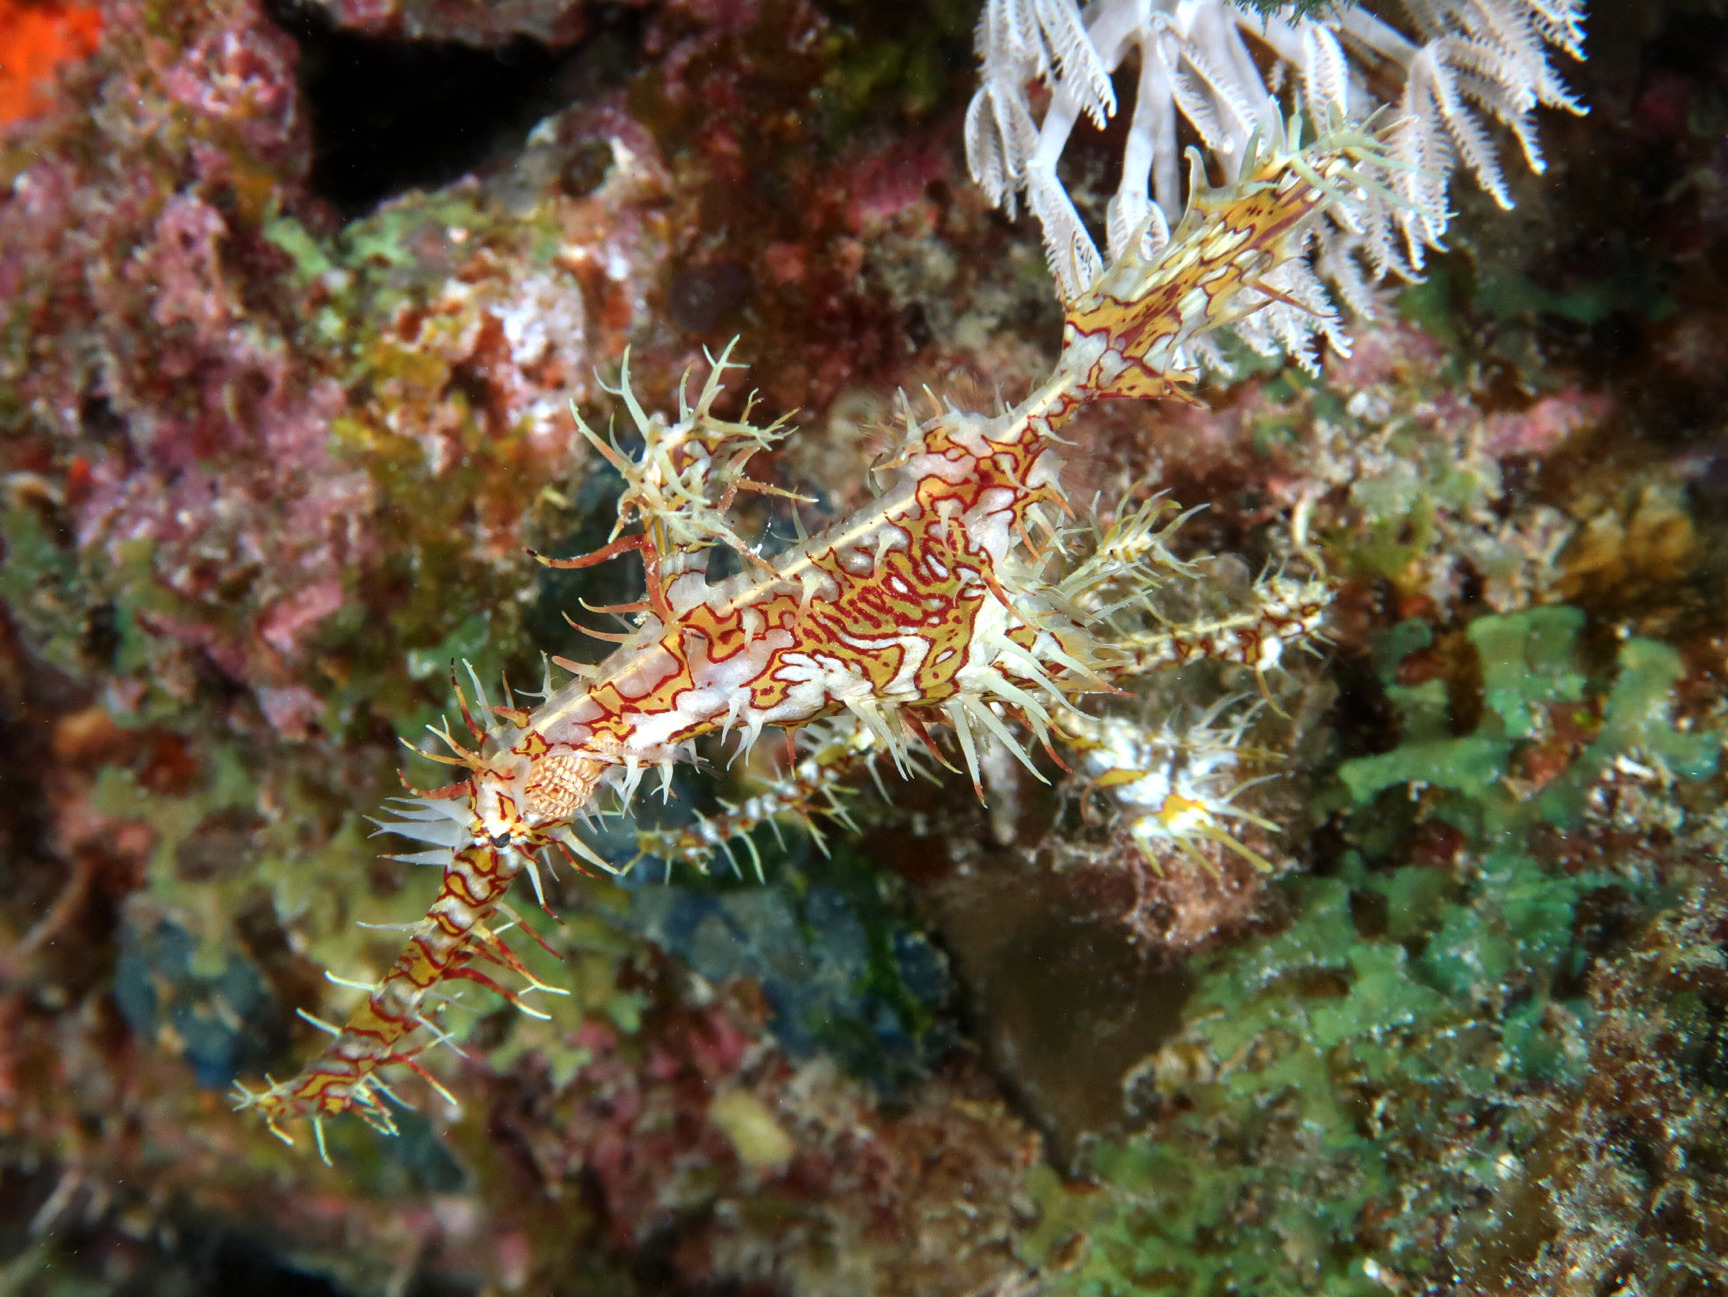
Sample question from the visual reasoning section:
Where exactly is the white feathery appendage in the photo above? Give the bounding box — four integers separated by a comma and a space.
370, 797, 470, 862
964, 0, 1587, 349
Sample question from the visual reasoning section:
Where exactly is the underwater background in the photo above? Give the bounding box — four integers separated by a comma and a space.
2, 0, 1727, 1293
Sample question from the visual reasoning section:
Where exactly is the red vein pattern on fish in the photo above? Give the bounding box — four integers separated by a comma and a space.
233, 121, 1384, 1153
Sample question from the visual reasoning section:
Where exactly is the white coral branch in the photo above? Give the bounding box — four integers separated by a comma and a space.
965, 0, 1587, 357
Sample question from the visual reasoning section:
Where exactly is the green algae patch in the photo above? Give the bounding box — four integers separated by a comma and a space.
1334, 421, 1503, 585
1336, 607, 1718, 836
1024, 858, 1602, 1296
1470, 605, 1586, 738
1534, 635, 1718, 823
1024, 606, 1721, 1295
0, 493, 107, 689
1339, 734, 1508, 805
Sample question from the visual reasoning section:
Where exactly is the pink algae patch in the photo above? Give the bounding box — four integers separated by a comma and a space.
1483, 385, 1611, 457
0, 0, 102, 127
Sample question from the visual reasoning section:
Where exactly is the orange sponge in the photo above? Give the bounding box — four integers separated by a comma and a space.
0, 0, 102, 127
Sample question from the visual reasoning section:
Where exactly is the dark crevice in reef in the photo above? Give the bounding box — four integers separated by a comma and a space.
14, 1211, 480, 1297
267, 1, 647, 219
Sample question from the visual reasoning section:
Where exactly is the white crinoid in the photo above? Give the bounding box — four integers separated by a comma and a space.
966, 0, 1586, 359
1067, 696, 1279, 873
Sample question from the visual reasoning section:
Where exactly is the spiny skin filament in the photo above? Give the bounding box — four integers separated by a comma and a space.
630, 719, 900, 880
232, 122, 1387, 1147
238, 841, 536, 1148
